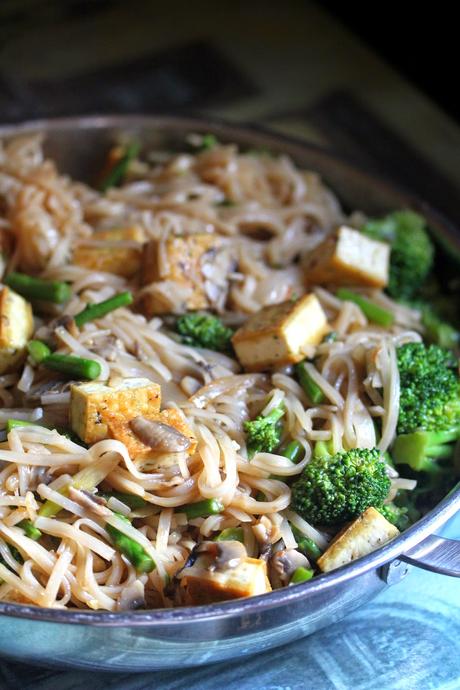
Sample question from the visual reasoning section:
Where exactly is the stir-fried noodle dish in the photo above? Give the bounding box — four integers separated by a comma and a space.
0, 132, 458, 611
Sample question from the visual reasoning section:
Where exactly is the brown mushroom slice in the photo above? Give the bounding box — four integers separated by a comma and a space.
129, 416, 192, 453
270, 549, 310, 587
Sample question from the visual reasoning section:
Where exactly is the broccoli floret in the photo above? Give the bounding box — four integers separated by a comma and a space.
176, 313, 233, 352
378, 503, 410, 531
392, 426, 460, 472
244, 405, 284, 458
418, 303, 459, 350
361, 210, 434, 299
291, 447, 391, 526
397, 342, 460, 434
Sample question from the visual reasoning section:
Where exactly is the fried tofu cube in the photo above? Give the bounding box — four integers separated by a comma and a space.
141, 233, 219, 315
73, 226, 146, 278
101, 407, 197, 459
317, 507, 399, 573
70, 377, 161, 444
182, 556, 272, 605
0, 286, 34, 374
304, 225, 390, 288
232, 293, 329, 371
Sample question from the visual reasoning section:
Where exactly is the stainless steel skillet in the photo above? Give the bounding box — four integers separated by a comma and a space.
0, 115, 458, 672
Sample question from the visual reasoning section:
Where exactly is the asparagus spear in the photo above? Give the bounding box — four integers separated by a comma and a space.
5, 419, 43, 434
280, 440, 305, 464
74, 292, 133, 328
18, 519, 42, 541
99, 142, 140, 192
336, 288, 394, 327
5, 272, 71, 303
291, 525, 322, 562
104, 492, 147, 510
42, 354, 101, 380
289, 566, 314, 584
215, 527, 244, 543
295, 361, 326, 405
27, 340, 52, 364
105, 513, 155, 573
177, 498, 224, 519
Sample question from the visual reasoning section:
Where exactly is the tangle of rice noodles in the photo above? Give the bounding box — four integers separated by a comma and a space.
0, 134, 426, 611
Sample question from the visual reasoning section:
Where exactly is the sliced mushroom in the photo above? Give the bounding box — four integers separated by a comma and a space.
130, 416, 191, 453
34, 314, 78, 347
68, 487, 111, 517
270, 549, 310, 587
117, 579, 146, 611
196, 540, 247, 571
25, 378, 75, 403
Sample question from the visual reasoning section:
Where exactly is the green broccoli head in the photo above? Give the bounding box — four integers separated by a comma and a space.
378, 503, 410, 531
361, 210, 434, 300
244, 405, 285, 458
417, 302, 459, 350
397, 342, 460, 434
291, 447, 391, 526
176, 313, 233, 352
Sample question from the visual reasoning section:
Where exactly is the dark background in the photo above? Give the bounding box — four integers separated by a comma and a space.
324, 3, 458, 122
0, 0, 458, 222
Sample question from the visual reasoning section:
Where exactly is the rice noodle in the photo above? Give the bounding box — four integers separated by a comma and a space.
0, 133, 442, 611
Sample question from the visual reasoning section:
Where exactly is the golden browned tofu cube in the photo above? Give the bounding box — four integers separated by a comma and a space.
0, 286, 34, 374
182, 556, 271, 605
232, 293, 329, 371
317, 507, 399, 573
304, 225, 390, 288
70, 377, 161, 444
101, 407, 197, 458
141, 233, 219, 315
73, 226, 145, 278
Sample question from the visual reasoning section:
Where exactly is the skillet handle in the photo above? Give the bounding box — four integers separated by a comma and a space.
399, 534, 460, 577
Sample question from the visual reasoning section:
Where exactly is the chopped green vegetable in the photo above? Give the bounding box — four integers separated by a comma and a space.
176, 313, 234, 352
105, 492, 147, 510
361, 210, 434, 300
74, 292, 133, 328
27, 340, 52, 364
5, 272, 72, 303
392, 427, 460, 473
336, 288, 394, 327
322, 331, 338, 344
244, 404, 285, 459
280, 440, 304, 464
397, 342, 460, 434
291, 447, 391, 526
200, 134, 217, 150
313, 439, 335, 459
99, 141, 140, 192
378, 503, 410, 531
215, 527, 244, 543
291, 526, 322, 561
42, 354, 101, 380
178, 498, 224, 519
419, 303, 459, 350
39, 454, 119, 518
6, 419, 42, 434
295, 361, 326, 404
289, 566, 314, 584
0, 544, 23, 575
18, 519, 42, 541
106, 513, 155, 573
